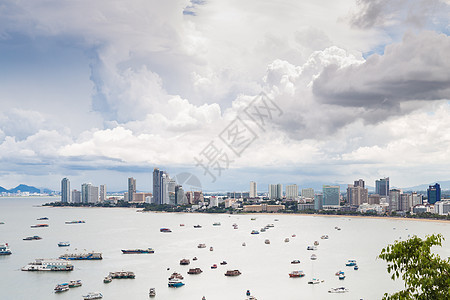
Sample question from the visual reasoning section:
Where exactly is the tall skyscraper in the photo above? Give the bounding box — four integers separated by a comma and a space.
250, 181, 257, 198
375, 177, 390, 197
61, 178, 70, 203
347, 179, 368, 206
314, 194, 323, 210
100, 184, 106, 202
427, 183, 441, 204
301, 188, 315, 199
268, 184, 282, 200
389, 189, 401, 212
153, 168, 163, 204
128, 177, 136, 202
175, 185, 187, 205
286, 184, 298, 200
72, 189, 81, 203
323, 185, 340, 208
81, 183, 99, 204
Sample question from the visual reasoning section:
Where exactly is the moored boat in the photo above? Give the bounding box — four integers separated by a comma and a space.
339, 273, 346, 280
22, 259, 74, 271
59, 252, 102, 260
308, 278, 321, 284
54, 283, 69, 293
314, 241, 319, 246
168, 278, 185, 288
250, 230, 259, 235
354, 265, 359, 270
307, 245, 317, 250
211, 264, 217, 269
83, 292, 103, 299
187, 268, 202, 274
0, 243, 12, 255
242, 242, 246, 246
37, 217, 48, 220
121, 248, 154, 254
210, 246, 214, 251
58, 241, 70, 247
310, 254, 317, 260
194, 224, 202, 228
291, 260, 300, 264
103, 276, 112, 283
193, 256, 198, 261
335, 271, 344, 276
264, 239, 270, 244
109, 271, 135, 279
289, 270, 305, 278
68, 279, 82, 287
284, 238, 290, 242
225, 269, 241, 276
321, 235, 329, 239
168, 272, 184, 280
220, 261, 227, 265
180, 258, 190, 265
213, 222, 221, 226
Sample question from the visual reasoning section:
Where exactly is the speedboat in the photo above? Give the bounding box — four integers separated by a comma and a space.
58, 241, 70, 247
291, 260, 301, 264
160, 228, 172, 233
194, 225, 202, 228
289, 270, 305, 278
0, 243, 12, 255
328, 287, 349, 293
168, 278, 185, 288
103, 276, 112, 283
250, 230, 259, 235
211, 264, 218, 269
54, 283, 69, 293
83, 292, 103, 299
346, 259, 357, 266
220, 261, 227, 265
149, 287, 156, 297
335, 271, 344, 276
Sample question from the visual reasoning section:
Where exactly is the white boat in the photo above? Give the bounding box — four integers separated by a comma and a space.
58, 241, 70, 247
308, 278, 321, 284
307, 245, 317, 250
21, 259, 74, 271
321, 235, 329, 239
0, 243, 12, 255
328, 287, 349, 293
242, 242, 246, 246
310, 254, 317, 260
83, 292, 103, 299
68, 279, 82, 287
54, 283, 69, 293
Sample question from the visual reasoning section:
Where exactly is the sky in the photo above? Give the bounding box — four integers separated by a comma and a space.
0, 0, 450, 192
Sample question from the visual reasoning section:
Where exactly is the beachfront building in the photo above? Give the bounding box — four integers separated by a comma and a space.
388, 189, 401, 212
347, 179, 368, 206
376, 177, 390, 197
250, 181, 257, 198
61, 178, 70, 203
435, 200, 450, 215
268, 184, 283, 200
322, 185, 340, 209
127, 177, 136, 202
301, 188, 314, 199
314, 194, 323, 210
81, 183, 99, 204
285, 184, 298, 200
99, 184, 106, 202
243, 204, 285, 212
427, 183, 441, 204
71, 189, 81, 204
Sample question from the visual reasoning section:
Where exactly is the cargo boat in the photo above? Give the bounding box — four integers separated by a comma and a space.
121, 248, 154, 254
109, 271, 135, 279
59, 252, 102, 260
225, 270, 241, 276
23, 236, 42, 241
21, 259, 74, 271
65, 220, 85, 224
187, 268, 202, 274
31, 224, 49, 228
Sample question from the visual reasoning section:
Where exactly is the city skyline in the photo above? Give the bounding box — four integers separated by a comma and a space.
0, 1, 449, 192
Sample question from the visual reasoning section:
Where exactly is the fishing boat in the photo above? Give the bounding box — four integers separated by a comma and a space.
149, 288, 156, 297
211, 264, 217, 269
289, 270, 305, 278
54, 283, 69, 293
103, 276, 112, 283
68, 279, 82, 287
121, 248, 154, 254
346, 259, 357, 266
58, 242, 70, 247
187, 268, 202, 274
83, 292, 103, 299
0, 243, 12, 255
23, 236, 42, 241
225, 269, 241, 276
328, 287, 349, 293
168, 278, 185, 288
180, 259, 190, 265
168, 272, 184, 280
160, 228, 172, 233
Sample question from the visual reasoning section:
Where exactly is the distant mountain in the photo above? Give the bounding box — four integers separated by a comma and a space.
402, 181, 450, 192
0, 186, 8, 193
8, 184, 42, 193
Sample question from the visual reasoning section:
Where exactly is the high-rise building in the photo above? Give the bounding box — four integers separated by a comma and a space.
389, 189, 401, 212
427, 183, 441, 204
250, 181, 257, 198
411, 192, 423, 207
100, 184, 106, 202
286, 184, 298, 200
323, 185, 340, 208
168, 178, 176, 205
175, 185, 187, 205
375, 177, 390, 197
61, 178, 70, 203
268, 184, 282, 200
72, 189, 81, 204
127, 177, 136, 202
368, 194, 381, 205
314, 194, 323, 210
301, 188, 315, 199
153, 168, 163, 204
347, 179, 368, 206
81, 183, 99, 204
399, 193, 411, 212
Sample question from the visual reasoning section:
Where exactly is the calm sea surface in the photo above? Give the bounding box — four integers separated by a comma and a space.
1, 197, 450, 300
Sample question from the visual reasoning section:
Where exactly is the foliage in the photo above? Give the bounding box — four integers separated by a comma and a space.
379, 234, 450, 299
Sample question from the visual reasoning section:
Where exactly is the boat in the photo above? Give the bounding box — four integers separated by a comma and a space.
149, 287, 156, 297
160, 228, 172, 232
328, 287, 349, 293
179, 224, 185, 226
210, 246, 214, 251
168, 278, 185, 288
0, 243, 12, 255
54, 283, 69, 293
65, 220, 85, 224
198, 243, 206, 248
59, 251, 102, 260
250, 218, 256, 220
194, 224, 202, 228
242, 242, 246, 246
103, 276, 112, 283
220, 261, 227, 265
335, 271, 344, 276
335, 226, 341, 230
314, 241, 319, 246
284, 238, 290, 242
23, 236, 42, 240
0, 222, 5, 224
37, 217, 49, 220
274, 219, 279, 221
180, 258, 190, 265
168, 272, 184, 280
30, 224, 48, 228
21, 259, 74, 271
266, 224, 274, 228
289, 270, 305, 278
264, 239, 270, 244
292, 234, 296, 237
233, 224, 239, 229
83, 292, 103, 299
339, 273, 346, 280
68, 279, 82, 287
354, 265, 359, 270
307, 245, 317, 250
346, 260, 357, 266
211, 264, 217, 269
310, 254, 317, 260
250, 230, 259, 235
308, 278, 321, 284
109, 271, 135, 279
213, 222, 221, 226
260, 228, 266, 232
321, 235, 329, 239
58, 241, 70, 247
225, 269, 241, 276
193, 257, 198, 261
121, 248, 154, 254
291, 260, 300, 264
187, 268, 202, 274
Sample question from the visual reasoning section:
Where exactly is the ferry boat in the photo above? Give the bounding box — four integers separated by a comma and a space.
198, 243, 206, 248
54, 283, 69, 293
68, 279, 82, 287
149, 288, 156, 297
180, 259, 190, 265
328, 287, 349, 293
59, 251, 102, 260
213, 222, 221, 226
83, 292, 103, 299
58, 241, 70, 247
160, 228, 172, 233
187, 268, 202, 274
31, 224, 48, 228
168, 272, 184, 280
225, 269, 241, 276
0, 243, 12, 255
289, 270, 305, 278
346, 259, 357, 266
250, 230, 259, 235
23, 235, 42, 241
103, 276, 112, 283
109, 271, 135, 279
121, 248, 154, 254
168, 278, 185, 288
21, 259, 74, 271
65, 220, 85, 224
37, 217, 48, 220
